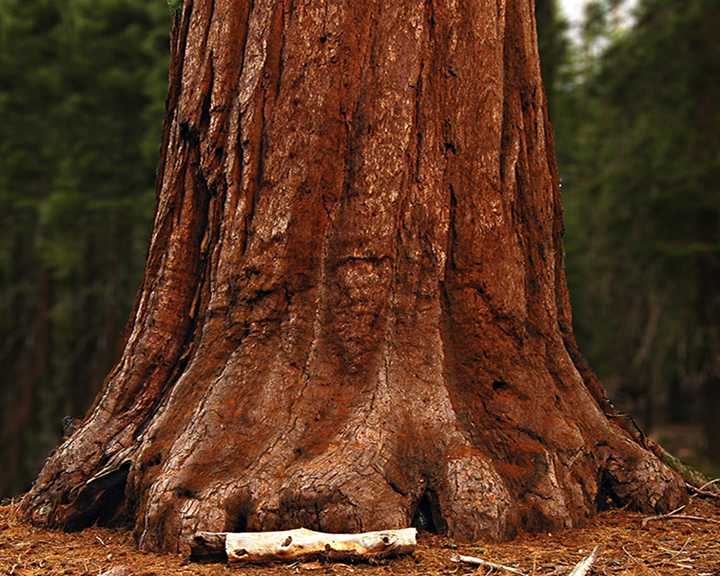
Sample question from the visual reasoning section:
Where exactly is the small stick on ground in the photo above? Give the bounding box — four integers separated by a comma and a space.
451, 554, 528, 575
687, 483, 720, 499
642, 514, 720, 528
653, 537, 691, 569
623, 546, 657, 576
699, 478, 720, 492
640, 504, 685, 528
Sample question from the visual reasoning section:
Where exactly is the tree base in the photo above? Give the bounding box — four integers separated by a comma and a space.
21, 365, 687, 553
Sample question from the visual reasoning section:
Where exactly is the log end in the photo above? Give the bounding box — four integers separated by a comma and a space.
190, 531, 228, 563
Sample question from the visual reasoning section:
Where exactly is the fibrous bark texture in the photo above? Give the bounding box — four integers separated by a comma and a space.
22, 0, 686, 553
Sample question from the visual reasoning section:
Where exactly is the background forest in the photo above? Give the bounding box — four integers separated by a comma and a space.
0, 0, 718, 498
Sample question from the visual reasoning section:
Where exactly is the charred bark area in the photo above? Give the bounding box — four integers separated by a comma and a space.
22, 0, 686, 552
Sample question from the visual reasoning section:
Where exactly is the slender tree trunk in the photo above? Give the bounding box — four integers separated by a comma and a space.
1, 252, 52, 497
698, 2, 720, 466
22, 0, 686, 552
0, 234, 29, 498
698, 206, 720, 465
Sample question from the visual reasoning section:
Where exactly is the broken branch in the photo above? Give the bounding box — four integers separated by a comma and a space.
699, 478, 720, 492
687, 482, 720, 499
451, 554, 527, 575
642, 512, 720, 528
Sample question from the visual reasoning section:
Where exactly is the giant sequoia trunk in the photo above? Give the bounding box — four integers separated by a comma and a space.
22, 0, 686, 553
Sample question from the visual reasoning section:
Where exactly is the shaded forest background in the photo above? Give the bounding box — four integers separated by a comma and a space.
1, 0, 718, 499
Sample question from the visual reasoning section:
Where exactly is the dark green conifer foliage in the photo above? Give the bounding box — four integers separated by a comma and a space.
534, 0, 569, 121
559, 0, 720, 468
0, 0, 172, 497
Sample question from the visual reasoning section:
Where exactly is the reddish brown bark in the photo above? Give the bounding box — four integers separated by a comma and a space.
21, 0, 686, 552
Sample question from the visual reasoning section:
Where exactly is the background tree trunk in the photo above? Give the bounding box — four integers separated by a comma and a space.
698, 4, 720, 465
21, 0, 686, 552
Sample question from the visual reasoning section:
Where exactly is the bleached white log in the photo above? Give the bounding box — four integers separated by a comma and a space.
223, 527, 417, 564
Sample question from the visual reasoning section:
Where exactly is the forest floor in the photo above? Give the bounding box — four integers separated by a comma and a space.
1, 496, 720, 576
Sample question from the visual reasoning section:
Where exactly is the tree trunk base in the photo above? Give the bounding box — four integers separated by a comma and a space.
18, 0, 689, 553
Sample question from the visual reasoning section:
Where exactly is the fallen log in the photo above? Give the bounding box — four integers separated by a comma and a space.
191, 527, 417, 564
190, 531, 229, 562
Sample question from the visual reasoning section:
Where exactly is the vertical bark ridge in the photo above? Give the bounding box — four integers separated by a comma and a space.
151, 0, 193, 204
494, 0, 601, 529
128, 0, 376, 548
202, 0, 253, 318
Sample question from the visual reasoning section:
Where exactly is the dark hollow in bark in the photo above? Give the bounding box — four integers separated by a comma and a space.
21, 0, 686, 553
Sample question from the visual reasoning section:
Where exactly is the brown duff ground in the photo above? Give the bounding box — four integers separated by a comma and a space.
1, 496, 719, 576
